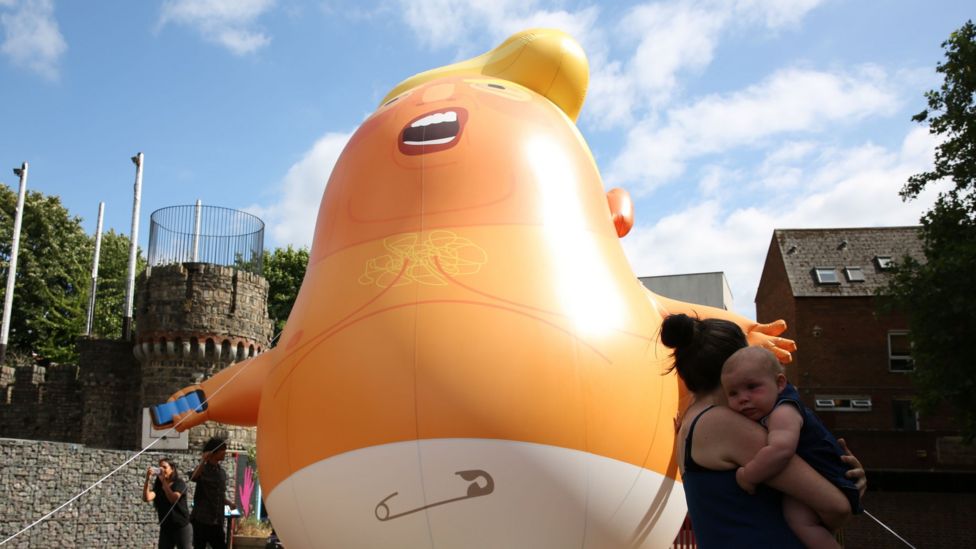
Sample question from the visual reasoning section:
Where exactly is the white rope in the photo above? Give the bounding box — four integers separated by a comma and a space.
0, 332, 280, 546
863, 508, 917, 549
0, 436, 165, 545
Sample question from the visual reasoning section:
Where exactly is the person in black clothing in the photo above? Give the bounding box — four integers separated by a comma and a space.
661, 313, 867, 548
190, 437, 236, 549
143, 457, 192, 549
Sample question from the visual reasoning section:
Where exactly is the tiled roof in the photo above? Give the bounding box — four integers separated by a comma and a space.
773, 226, 923, 297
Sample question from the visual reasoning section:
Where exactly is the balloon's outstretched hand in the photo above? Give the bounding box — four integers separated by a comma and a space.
746, 319, 797, 364
149, 386, 210, 432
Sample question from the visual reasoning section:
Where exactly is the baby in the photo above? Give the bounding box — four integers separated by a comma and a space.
721, 346, 861, 549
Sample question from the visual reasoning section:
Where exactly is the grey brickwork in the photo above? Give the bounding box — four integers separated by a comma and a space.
0, 262, 272, 450
0, 438, 165, 548
134, 262, 272, 452
78, 338, 142, 449
0, 364, 82, 444
0, 438, 246, 548
0, 339, 142, 449
0, 258, 272, 546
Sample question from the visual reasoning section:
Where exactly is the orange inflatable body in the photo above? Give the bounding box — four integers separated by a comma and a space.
156, 29, 793, 548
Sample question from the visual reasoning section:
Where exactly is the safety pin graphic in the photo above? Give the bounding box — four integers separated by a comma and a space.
374, 469, 494, 521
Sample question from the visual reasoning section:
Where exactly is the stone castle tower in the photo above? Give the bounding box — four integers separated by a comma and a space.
0, 205, 274, 453
134, 205, 273, 451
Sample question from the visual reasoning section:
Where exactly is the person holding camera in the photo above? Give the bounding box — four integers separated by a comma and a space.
190, 437, 236, 549
143, 457, 192, 549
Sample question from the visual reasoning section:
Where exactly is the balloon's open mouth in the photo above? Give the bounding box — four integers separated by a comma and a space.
399, 108, 468, 155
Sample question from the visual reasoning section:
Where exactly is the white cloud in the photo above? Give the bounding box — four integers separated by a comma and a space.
0, 0, 66, 80
388, 1, 825, 130
396, 0, 482, 48
583, 0, 827, 127
622, 2, 726, 104
246, 131, 352, 249
585, 59, 638, 128
393, 0, 601, 59
698, 164, 744, 196
756, 140, 818, 190
732, 0, 825, 29
608, 66, 901, 190
622, 126, 942, 320
159, 0, 275, 55
762, 140, 817, 167
586, 1, 725, 128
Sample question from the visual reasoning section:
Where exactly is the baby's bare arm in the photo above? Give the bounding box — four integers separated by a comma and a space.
739, 405, 803, 486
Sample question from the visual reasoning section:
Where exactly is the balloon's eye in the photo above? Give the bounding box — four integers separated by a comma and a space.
379, 89, 414, 111
466, 80, 530, 101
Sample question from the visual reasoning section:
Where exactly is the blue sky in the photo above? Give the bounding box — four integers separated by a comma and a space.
0, 0, 971, 318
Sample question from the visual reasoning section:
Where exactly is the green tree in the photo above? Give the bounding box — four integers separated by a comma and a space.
885, 20, 976, 442
0, 186, 90, 363
263, 245, 309, 337
89, 229, 146, 339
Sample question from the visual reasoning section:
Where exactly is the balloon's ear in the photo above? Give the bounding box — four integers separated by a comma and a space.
606, 188, 634, 238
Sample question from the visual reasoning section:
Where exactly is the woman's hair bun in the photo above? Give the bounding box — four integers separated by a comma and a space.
661, 313, 697, 349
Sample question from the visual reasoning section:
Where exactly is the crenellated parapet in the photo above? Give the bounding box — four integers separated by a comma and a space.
0, 363, 83, 443
132, 333, 265, 362
2, 210, 274, 453
135, 262, 273, 341
135, 261, 273, 451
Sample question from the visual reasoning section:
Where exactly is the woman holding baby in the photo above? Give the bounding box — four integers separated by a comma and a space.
662, 313, 866, 548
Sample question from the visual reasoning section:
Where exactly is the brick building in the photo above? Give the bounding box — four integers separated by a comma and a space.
756, 226, 975, 547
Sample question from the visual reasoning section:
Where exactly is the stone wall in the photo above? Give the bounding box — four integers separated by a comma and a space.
78, 338, 142, 449
135, 262, 273, 362
135, 262, 271, 452
0, 364, 81, 443
0, 438, 246, 548
0, 439, 169, 548
0, 262, 272, 453
0, 339, 141, 450
0, 261, 269, 546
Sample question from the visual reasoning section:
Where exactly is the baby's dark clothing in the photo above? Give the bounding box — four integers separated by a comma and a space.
761, 383, 862, 514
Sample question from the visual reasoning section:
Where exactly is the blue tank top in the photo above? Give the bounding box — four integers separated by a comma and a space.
682, 405, 803, 548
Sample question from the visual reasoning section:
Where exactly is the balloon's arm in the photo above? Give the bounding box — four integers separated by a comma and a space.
149, 348, 278, 431
650, 290, 797, 364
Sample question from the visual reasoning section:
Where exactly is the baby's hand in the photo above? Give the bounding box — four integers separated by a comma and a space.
735, 467, 756, 494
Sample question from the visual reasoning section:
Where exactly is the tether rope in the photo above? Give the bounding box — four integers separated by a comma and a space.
0, 331, 280, 546
862, 508, 917, 549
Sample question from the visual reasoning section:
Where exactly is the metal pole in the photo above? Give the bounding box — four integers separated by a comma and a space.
0, 162, 29, 364
122, 152, 143, 340
192, 199, 201, 262
85, 202, 105, 336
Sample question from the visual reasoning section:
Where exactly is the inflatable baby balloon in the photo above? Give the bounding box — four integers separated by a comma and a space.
152, 29, 795, 548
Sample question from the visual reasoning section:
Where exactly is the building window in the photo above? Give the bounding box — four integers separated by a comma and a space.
814, 396, 872, 412
893, 400, 918, 431
813, 267, 840, 284
844, 266, 865, 282
875, 255, 894, 270
888, 331, 914, 372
